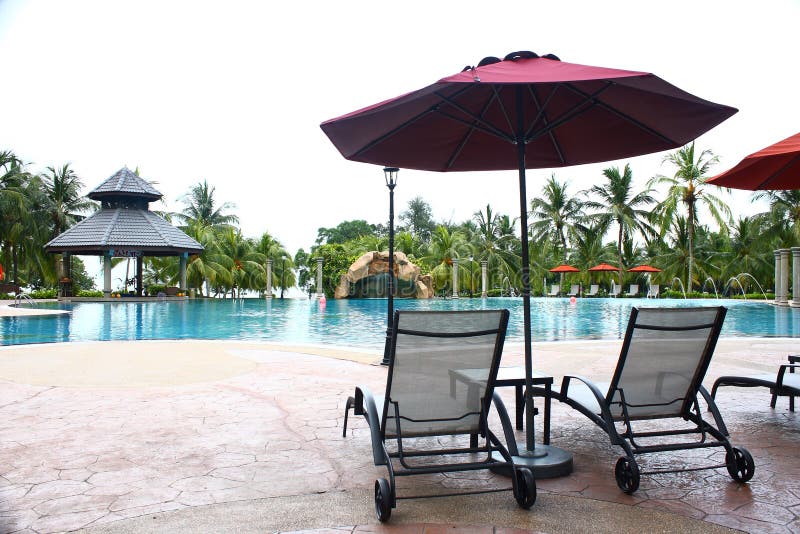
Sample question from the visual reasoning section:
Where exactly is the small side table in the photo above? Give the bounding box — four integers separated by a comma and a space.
448, 366, 554, 444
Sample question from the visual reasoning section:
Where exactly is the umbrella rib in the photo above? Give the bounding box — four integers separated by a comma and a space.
435, 89, 515, 143
525, 84, 567, 165
445, 92, 502, 170
757, 152, 800, 189
351, 85, 477, 160
560, 82, 679, 146
525, 83, 613, 143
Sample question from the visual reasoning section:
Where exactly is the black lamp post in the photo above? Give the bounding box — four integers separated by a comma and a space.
381, 167, 399, 366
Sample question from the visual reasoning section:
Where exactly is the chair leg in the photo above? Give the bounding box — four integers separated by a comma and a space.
343, 396, 355, 437
771, 392, 778, 409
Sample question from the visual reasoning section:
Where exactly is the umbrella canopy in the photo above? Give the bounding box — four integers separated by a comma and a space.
628, 265, 662, 273
588, 263, 621, 272
549, 264, 580, 273
320, 51, 736, 464
707, 131, 800, 190
0, 263, 4, 281
322, 52, 736, 172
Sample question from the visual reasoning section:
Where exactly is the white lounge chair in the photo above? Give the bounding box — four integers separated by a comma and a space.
625, 284, 639, 297
647, 284, 660, 298
567, 284, 580, 297
585, 284, 599, 297
609, 284, 621, 297
547, 284, 560, 297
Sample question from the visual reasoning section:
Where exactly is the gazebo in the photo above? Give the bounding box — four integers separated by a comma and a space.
45, 167, 203, 298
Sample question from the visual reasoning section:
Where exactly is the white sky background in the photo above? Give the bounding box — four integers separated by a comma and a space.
1, 0, 799, 287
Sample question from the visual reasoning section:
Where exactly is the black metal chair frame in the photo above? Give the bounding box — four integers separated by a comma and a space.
342, 309, 535, 522
711, 354, 800, 412
541, 306, 754, 493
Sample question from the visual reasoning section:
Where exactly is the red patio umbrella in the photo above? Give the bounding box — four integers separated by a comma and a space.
628, 265, 662, 273
548, 264, 580, 273
321, 51, 736, 473
708, 132, 800, 190
0, 263, 4, 281
588, 263, 621, 272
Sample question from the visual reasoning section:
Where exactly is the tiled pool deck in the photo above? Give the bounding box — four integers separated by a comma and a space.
0, 308, 798, 533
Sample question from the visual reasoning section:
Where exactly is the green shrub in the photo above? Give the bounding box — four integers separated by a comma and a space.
28, 288, 58, 299
76, 289, 104, 297
148, 284, 166, 296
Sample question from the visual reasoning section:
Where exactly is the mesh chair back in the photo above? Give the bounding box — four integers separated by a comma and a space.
382, 310, 509, 439
607, 307, 726, 420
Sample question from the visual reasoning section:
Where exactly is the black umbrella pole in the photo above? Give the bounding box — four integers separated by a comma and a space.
516, 138, 536, 453
381, 181, 396, 366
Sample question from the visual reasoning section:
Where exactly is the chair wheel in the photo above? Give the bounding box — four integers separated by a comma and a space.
726, 447, 755, 482
374, 478, 392, 522
615, 457, 640, 494
514, 467, 536, 509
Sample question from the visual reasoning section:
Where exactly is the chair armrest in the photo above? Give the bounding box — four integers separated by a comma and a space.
777, 365, 800, 387
492, 391, 519, 456
352, 385, 388, 466
788, 355, 800, 364
561, 375, 616, 432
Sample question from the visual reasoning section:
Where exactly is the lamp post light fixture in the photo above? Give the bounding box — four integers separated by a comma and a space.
381, 167, 399, 366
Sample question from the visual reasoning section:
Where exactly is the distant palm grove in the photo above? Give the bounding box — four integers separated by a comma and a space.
1, 144, 796, 298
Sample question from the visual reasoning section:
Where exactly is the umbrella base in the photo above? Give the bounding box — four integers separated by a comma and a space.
490, 445, 573, 478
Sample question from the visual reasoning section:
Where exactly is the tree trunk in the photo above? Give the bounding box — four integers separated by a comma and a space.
688, 201, 695, 293
617, 222, 624, 289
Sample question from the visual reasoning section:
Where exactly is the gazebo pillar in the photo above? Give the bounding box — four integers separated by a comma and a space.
316, 258, 324, 299
780, 248, 791, 306
265, 259, 273, 299
481, 260, 488, 298
791, 247, 800, 308
775, 250, 781, 305
451, 258, 459, 299
179, 253, 188, 292
136, 256, 143, 296
103, 253, 112, 298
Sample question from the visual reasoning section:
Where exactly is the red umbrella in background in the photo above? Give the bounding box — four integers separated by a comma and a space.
321, 51, 736, 474
708, 132, 800, 190
548, 264, 580, 273
588, 263, 620, 272
0, 263, 4, 281
628, 265, 662, 273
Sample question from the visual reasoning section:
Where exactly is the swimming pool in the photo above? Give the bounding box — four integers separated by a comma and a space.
2, 297, 798, 347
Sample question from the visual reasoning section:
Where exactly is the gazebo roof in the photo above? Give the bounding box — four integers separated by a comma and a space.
88, 167, 162, 201
45, 208, 203, 256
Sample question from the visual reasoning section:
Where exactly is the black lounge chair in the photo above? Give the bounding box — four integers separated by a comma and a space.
711, 354, 800, 411
342, 309, 536, 522
547, 306, 754, 493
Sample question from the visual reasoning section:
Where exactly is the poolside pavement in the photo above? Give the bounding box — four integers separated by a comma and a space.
1, 302, 799, 533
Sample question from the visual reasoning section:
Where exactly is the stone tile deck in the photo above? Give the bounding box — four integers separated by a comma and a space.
0, 337, 797, 533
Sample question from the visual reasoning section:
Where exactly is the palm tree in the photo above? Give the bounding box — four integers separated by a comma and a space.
471, 204, 519, 294
752, 189, 800, 246
255, 232, 295, 298
582, 164, 655, 287
723, 216, 772, 289
216, 228, 265, 298
178, 180, 239, 228
530, 175, 583, 263
421, 225, 469, 295
41, 164, 94, 239
649, 143, 732, 291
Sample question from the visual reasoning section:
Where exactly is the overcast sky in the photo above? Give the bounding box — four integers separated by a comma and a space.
2, 0, 799, 273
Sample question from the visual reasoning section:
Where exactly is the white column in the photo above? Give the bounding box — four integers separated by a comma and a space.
791, 247, 800, 307
265, 259, 273, 299
775, 250, 782, 305
179, 254, 187, 291
316, 258, 324, 299
103, 254, 112, 297
780, 248, 791, 306
451, 258, 459, 299
480, 260, 488, 298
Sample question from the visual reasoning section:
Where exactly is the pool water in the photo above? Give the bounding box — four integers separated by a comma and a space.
1, 298, 798, 347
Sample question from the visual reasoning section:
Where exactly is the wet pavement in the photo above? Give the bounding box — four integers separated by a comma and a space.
0, 337, 798, 533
